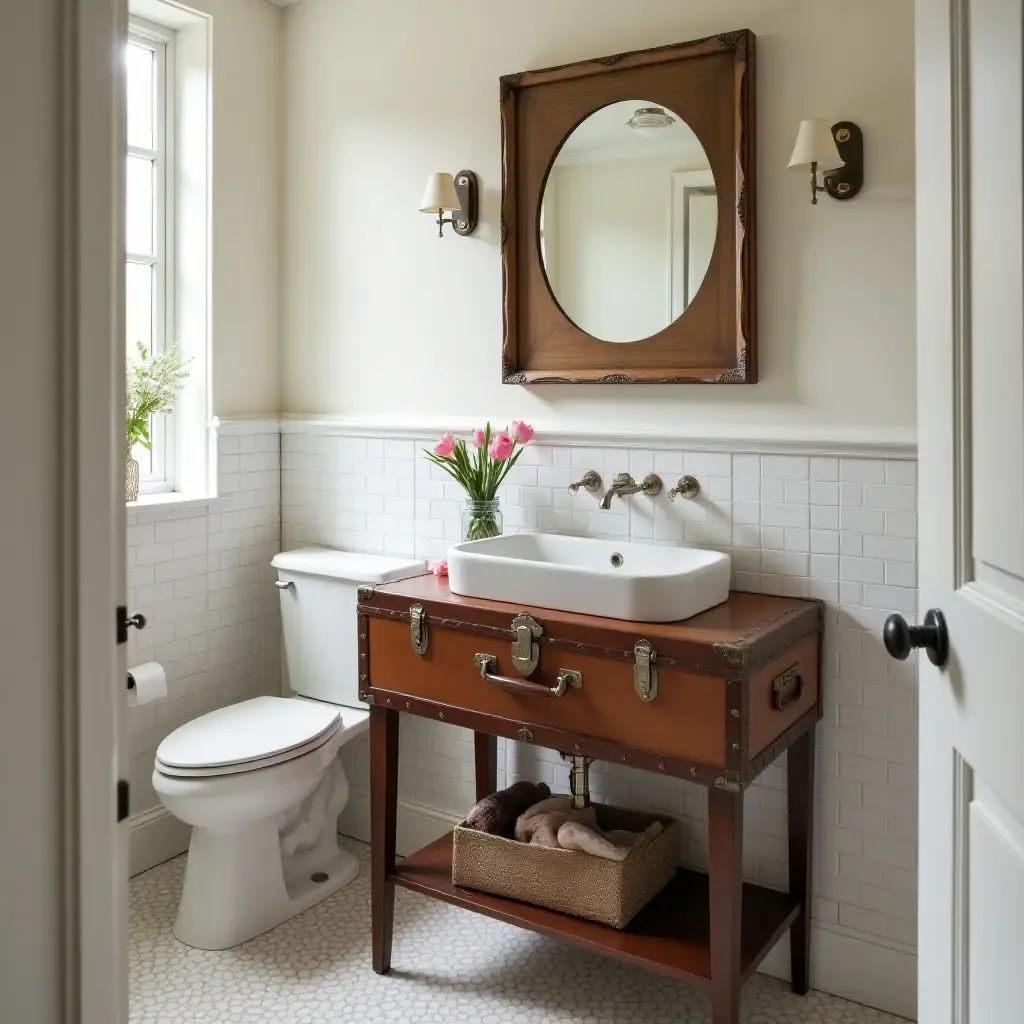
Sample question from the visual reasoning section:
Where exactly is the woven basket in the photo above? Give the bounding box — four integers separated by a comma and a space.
452, 804, 680, 929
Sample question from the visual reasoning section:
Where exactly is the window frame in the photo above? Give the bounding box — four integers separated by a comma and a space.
127, 17, 176, 494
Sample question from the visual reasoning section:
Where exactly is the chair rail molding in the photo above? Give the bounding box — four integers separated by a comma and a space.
255, 416, 918, 461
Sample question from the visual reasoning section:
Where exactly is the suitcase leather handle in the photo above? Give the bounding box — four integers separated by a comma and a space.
474, 653, 582, 698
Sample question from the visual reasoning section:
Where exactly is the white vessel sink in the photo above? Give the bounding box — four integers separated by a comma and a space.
447, 533, 730, 623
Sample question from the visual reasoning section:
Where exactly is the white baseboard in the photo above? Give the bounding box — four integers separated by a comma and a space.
128, 806, 191, 877
339, 794, 916, 1020
338, 791, 461, 857
758, 923, 916, 1020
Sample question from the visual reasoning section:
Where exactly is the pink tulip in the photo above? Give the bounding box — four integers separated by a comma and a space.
433, 433, 454, 457
472, 428, 485, 448
431, 557, 449, 577
511, 420, 535, 444
488, 431, 514, 461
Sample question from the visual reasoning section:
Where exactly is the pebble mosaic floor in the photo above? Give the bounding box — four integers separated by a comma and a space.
130, 838, 911, 1024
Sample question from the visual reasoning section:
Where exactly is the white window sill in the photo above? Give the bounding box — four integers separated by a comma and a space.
128, 492, 218, 511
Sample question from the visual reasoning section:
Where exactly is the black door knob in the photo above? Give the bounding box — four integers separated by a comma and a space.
883, 609, 948, 667
125, 612, 146, 632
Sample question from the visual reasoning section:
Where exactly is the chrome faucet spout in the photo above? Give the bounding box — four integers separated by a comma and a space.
599, 472, 662, 509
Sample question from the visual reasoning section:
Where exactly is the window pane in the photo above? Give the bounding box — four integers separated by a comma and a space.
126, 262, 153, 358
126, 42, 154, 150
126, 155, 154, 256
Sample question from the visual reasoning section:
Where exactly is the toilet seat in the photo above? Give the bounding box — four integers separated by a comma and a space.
156, 696, 341, 778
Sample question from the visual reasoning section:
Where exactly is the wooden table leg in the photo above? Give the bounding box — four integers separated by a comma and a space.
473, 732, 497, 801
787, 726, 816, 995
370, 704, 399, 975
708, 786, 743, 1024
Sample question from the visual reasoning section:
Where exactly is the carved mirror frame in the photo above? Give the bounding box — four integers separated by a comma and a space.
500, 30, 756, 385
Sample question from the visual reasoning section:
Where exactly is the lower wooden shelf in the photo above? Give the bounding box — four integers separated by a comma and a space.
392, 832, 800, 987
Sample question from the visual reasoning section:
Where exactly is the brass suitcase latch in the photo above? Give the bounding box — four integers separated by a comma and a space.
409, 603, 428, 655
633, 639, 659, 702
510, 613, 543, 676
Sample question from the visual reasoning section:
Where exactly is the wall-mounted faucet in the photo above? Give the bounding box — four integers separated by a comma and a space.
599, 472, 662, 509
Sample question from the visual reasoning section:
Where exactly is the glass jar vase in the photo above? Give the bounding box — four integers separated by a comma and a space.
461, 498, 503, 542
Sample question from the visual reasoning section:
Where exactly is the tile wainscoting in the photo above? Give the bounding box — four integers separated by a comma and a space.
126, 428, 282, 873
279, 423, 919, 1020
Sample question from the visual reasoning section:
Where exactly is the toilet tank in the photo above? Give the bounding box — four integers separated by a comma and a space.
272, 548, 425, 709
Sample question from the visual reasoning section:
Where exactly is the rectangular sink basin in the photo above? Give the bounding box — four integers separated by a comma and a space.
447, 533, 731, 623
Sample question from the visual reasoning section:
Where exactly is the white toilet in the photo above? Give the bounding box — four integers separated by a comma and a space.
152, 547, 424, 950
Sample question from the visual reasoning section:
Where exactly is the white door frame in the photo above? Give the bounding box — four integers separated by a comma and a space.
62, 0, 128, 1020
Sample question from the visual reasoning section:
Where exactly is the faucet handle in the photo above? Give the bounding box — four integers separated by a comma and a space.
639, 473, 662, 496
568, 471, 602, 494
668, 475, 700, 501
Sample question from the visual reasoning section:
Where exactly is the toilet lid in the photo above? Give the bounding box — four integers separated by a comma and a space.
155, 696, 341, 774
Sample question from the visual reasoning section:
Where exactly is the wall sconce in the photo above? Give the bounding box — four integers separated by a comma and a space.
419, 170, 478, 237
788, 119, 863, 204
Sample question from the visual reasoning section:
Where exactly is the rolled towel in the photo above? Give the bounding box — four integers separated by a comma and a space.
556, 820, 663, 862
514, 795, 597, 847
465, 780, 551, 839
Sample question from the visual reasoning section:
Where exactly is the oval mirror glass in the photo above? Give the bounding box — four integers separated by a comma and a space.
539, 100, 717, 343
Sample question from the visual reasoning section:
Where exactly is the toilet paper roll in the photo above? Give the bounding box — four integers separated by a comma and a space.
127, 662, 168, 706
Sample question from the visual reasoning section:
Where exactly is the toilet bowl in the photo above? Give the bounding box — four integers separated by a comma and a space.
152, 548, 424, 950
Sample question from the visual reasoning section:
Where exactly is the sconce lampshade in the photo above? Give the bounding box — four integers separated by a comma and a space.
419, 173, 462, 214
787, 119, 844, 171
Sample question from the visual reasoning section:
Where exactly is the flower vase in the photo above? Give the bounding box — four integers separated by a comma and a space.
126, 448, 140, 502
461, 499, 503, 542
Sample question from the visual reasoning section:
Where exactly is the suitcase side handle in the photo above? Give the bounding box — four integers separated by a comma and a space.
473, 653, 582, 698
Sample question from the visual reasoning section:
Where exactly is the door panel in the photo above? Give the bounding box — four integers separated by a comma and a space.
969, 0, 1024, 598
968, 780, 1024, 1021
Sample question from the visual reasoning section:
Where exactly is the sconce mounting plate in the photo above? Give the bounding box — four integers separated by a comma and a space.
824, 121, 863, 201
453, 169, 479, 236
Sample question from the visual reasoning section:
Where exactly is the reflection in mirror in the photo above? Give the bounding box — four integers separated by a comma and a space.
540, 101, 717, 343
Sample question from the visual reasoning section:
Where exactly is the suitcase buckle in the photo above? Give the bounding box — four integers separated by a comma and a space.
409, 603, 429, 655
510, 613, 543, 676
633, 639, 659, 702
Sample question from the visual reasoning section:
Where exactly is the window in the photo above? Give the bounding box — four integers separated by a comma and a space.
126, 19, 175, 493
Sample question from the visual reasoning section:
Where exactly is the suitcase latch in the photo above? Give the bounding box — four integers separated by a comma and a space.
510, 613, 543, 677
409, 603, 429, 655
633, 639, 659, 702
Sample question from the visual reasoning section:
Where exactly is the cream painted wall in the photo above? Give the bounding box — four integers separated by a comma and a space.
198, 0, 282, 416
281, 0, 916, 436
0, 2, 65, 1018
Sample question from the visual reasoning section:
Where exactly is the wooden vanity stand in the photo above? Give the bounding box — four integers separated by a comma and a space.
358, 576, 822, 1024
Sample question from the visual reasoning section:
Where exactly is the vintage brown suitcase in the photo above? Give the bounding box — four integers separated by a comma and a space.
357, 575, 822, 790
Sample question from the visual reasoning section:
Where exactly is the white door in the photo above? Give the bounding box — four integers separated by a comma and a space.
77, 0, 129, 1019
915, 0, 1024, 1020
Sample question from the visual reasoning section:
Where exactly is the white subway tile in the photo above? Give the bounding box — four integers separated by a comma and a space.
809, 481, 839, 505
886, 461, 917, 485
841, 507, 886, 534
811, 506, 840, 530
761, 455, 809, 480
785, 480, 810, 504
762, 503, 809, 529
884, 511, 918, 538
733, 454, 760, 478
839, 482, 863, 507
686, 452, 731, 477
784, 528, 810, 552
864, 485, 917, 512
840, 459, 886, 484
810, 457, 839, 481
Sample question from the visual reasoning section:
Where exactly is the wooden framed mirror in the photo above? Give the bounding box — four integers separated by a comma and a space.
500, 31, 756, 384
